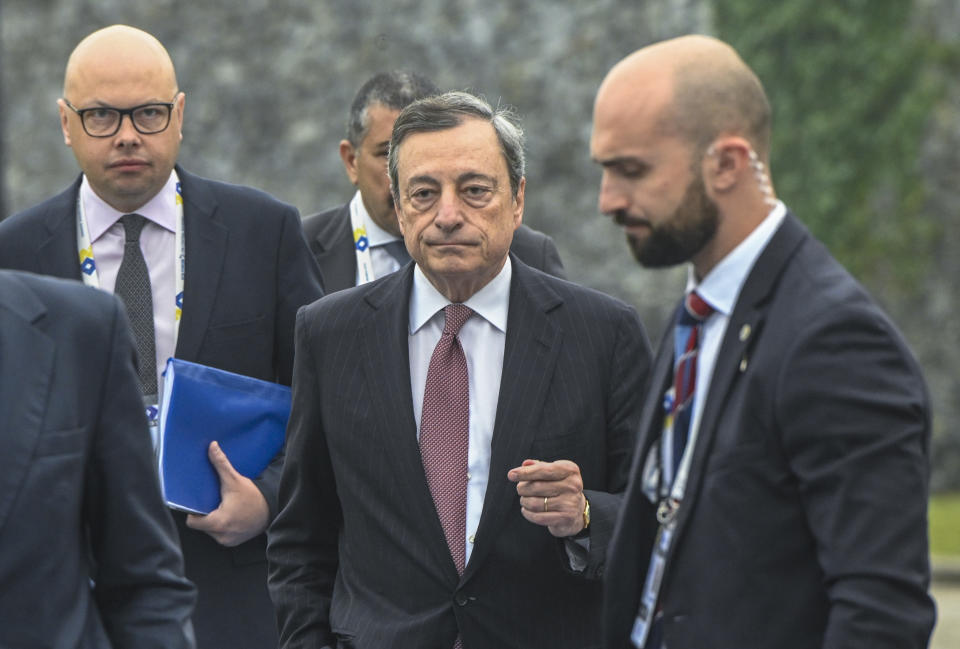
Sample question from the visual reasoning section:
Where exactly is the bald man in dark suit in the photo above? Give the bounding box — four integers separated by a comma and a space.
593, 35, 935, 649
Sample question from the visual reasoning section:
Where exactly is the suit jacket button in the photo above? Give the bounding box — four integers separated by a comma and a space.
455, 594, 468, 606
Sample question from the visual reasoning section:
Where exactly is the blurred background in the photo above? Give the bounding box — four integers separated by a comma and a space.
1, 0, 958, 644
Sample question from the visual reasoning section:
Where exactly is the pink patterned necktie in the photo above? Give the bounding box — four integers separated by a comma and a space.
420, 304, 473, 577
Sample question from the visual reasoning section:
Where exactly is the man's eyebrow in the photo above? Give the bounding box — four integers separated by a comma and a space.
457, 172, 498, 187
593, 155, 644, 168
406, 174, 440, 187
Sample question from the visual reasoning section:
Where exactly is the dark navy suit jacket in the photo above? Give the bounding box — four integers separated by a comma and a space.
0, 167, 324, 648
0, 270, 195, 648
602, 213, 935, 649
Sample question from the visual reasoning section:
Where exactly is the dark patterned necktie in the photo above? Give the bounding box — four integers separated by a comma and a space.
419, 304, 473, 577
113, 214, 158, 397
668, 291, 714, 479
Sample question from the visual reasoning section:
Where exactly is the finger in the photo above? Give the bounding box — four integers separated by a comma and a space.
519, 493, 578, 514
519, 508, 582, 537
507, 458, 541, 482
515, 475, 584, 498
208, 441, 242, 487
186, 504, 232, 543
509, 459, 579, 483
186, 509, 219, 531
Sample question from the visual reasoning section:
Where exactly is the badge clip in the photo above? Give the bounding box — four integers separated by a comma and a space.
656, 498, 680, 525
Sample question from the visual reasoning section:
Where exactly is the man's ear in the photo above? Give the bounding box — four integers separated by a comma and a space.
57, 99, 72, 147
704, 136, 753, 194
339, 139, 360, 186
175, 91, 186, 141
512, 177, 526, 230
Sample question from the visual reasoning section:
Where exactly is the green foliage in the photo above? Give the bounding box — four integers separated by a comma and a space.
930, 492, 960, 557
714, 0, 943, 293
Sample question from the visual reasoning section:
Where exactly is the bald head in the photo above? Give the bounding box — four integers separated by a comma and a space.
597, 35, 770, 159
64, 25, 178, 99
58, 25, 185, 213
592, 35, 777, 276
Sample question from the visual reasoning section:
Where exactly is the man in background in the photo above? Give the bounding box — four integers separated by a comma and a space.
0, 269, 195, 648
0, 25, 323, 648
594, 35, 935, 649
269, 91, 650, 648
303, 70, 566, 291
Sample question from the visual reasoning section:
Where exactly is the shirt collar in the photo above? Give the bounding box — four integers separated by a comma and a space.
80, 170, 180, 242
686, 200, 787, 316
409, 256, 512, 335
350, 190, 401, 247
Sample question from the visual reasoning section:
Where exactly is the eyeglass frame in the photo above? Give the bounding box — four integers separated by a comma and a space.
62, 92, 182, 138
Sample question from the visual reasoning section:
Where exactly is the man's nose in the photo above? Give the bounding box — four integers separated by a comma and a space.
597, 172, 628, 217
434, 190, 463, 229
114, 113, 141, 145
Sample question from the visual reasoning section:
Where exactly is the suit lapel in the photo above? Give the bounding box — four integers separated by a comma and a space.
628, 322, 677, 486
668, 213, 809, 546
38, 179, 84, 280
0, 275, 55, 535
313, 205, 357, 292
358, 269, 459, 579
173, 168, 228, 361
462, 260, 563, 581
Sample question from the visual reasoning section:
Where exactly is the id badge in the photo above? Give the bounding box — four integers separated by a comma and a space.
144, 395, 160, 452
630, 524, 673, 647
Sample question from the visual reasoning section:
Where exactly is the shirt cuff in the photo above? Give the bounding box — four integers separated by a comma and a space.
563, 535, 591, 572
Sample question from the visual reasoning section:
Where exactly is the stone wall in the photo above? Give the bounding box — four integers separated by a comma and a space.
1, 0, 710, 339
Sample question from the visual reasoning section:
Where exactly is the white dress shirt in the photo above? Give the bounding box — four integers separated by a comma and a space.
409, 258, 511, 564
350, 191, 406, 285
671, 201, 787, 498
81, 171, 179, 393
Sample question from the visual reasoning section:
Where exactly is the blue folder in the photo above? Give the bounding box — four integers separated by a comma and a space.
157, 358, 290, 515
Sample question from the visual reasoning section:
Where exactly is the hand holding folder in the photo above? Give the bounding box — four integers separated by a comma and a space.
158, 358, 290, 515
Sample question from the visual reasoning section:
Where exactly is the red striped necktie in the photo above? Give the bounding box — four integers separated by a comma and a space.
667, 291, 714, 481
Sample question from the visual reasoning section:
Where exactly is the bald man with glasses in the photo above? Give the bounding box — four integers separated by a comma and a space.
0, 24, 323, 648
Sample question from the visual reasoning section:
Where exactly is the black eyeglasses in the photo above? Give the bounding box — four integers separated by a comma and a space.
63, 93, 180, 137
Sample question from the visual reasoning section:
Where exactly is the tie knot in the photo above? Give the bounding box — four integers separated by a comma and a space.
442, 304, 473, 336
679, 291, 714, 326
121, 214, 146, 242
380, 239, 411, 266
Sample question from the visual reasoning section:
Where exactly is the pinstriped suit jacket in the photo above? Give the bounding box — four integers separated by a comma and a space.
268, 256, 652, 649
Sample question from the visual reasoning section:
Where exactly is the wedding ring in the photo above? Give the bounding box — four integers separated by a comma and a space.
544, 497, 549, 512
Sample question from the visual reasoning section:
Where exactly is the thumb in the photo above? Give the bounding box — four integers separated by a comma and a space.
208, 441, 241, 489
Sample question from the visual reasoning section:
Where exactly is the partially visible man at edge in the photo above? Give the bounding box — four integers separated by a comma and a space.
594, 35, 935, 649
302, 70, 566, 292
0, 270, 195, 647
0, 25, 323, 648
